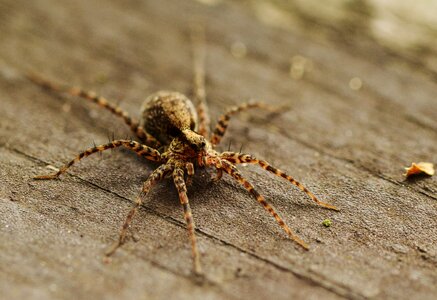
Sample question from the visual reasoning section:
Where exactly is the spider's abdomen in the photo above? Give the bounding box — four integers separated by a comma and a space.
141, 91, 198, 145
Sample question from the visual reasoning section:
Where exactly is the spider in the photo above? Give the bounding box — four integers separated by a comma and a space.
28, 28, 338, 276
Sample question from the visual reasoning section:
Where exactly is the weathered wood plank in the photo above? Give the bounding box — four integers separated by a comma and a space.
0, 0, 436, 299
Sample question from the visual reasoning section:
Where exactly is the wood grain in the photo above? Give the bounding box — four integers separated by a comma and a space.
1, 1, 436, 299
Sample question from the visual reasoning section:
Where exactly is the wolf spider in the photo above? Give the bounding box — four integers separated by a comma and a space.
29, 28, 338, 276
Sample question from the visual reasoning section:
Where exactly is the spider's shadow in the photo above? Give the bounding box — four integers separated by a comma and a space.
101, 148, 326, 218
131, 166, 221, 216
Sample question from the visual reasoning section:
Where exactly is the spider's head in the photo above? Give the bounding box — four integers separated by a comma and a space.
181, 129, 207, 153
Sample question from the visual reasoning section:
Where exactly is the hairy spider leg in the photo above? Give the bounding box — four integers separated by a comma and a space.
26, 73, 160, 148
218, 159, 309, 250
191, 25, 210, 139
185, 162, 195, 186
210, 101, 274, 146
106, 164, 173, 256
173, 168, 202, 275
220, 152, 338, 211
34, 140, 161, 180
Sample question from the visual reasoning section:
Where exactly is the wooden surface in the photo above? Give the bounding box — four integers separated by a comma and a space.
1, 0, 437, 299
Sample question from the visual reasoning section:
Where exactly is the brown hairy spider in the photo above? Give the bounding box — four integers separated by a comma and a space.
28, 28, 338, 276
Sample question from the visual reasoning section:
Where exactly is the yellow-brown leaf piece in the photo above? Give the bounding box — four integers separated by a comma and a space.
404, 162, 435, 177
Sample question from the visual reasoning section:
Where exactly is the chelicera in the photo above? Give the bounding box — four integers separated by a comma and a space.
29, 28, 338, 276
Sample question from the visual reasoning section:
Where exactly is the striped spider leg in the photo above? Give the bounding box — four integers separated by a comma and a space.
173, 167, 202, 275
210, 101, 275, 146
191, 24, 210, 139
34, 140, 161, 180
105, 163, 174, 257
34, 140, 166, 254
204, 150, 338, 250
26, 73, 160, 148
220, 152, 339, 211
203, 154, 309, 249
190, 25, 277, 144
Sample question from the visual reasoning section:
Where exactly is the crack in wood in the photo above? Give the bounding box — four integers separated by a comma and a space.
6, 145, 364, 299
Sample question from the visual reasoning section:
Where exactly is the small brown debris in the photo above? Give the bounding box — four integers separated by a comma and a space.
404, 162, 434, 177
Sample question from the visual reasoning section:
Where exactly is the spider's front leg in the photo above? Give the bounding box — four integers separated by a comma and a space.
173, 167, 202, 275
220, 152, 338, 211
204, 156, 309, 250
185, 162, 194, 186
34, 140, 161, 180
210, 101, 276, 146
106, 163, 173, 256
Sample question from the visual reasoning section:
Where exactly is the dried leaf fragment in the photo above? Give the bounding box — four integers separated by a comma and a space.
404, 162, 434, 177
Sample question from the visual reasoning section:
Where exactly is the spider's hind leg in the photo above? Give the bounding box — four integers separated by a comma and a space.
220, 152, 338, 211
26, 73, 160, 147
191, 25, 210, 139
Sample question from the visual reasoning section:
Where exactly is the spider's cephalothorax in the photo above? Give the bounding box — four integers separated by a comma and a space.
29, 28, 338, 277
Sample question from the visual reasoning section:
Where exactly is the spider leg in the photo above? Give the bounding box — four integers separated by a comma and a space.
210, 101, 274, 146
212, 159, 223, 182
217, 159, 309, 250
35, 140, 161, 180
185, 162, 194, 186
105, 163, 173, 256
173, 167, 202, 275
191, 25, 210, 139
213, 168, 223, 182
220, 152, 338, 211
26, 73, 160, 147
